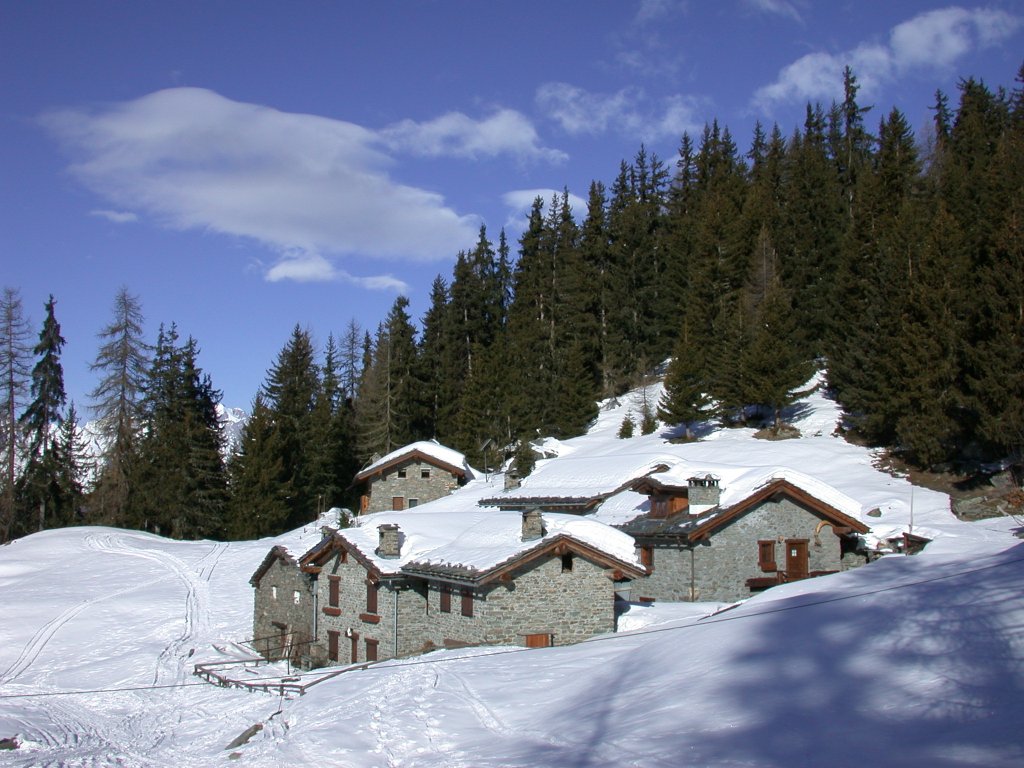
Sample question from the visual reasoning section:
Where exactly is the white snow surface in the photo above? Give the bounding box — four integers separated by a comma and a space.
1, 374, 1022, 766
358, 439, 477, 479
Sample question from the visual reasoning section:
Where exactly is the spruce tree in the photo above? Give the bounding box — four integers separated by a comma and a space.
19, 295, 67, 533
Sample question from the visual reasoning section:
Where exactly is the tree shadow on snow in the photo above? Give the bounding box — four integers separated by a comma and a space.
668, 545, 1024, 768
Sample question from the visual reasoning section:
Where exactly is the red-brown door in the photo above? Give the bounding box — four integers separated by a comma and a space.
392, 496, 405, 511
525, 633, 552, 648
785, 539, 809, 581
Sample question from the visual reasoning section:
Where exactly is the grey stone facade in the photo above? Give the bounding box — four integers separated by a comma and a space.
251, 555, 315, 664
363, 457, 462, 513
632, 497, 849, 603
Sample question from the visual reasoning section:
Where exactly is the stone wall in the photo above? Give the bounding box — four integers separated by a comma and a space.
632, 498, 847, 603
252, 558, 314, 663
422, 554, 618, 649
365, 458, 461, 513
314, 551, 403, 664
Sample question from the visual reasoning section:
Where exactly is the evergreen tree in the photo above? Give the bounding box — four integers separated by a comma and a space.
260, 325, 320, 528
88, 287, 149, 526
19, 295, 67, 533
51, 402, 89, 527
226, 393, 292, 539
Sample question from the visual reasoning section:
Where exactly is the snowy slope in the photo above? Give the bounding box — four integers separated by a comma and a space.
1, 378, 1021, 767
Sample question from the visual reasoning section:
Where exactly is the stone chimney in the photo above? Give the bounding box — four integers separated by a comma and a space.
687, 474, 721, 511
504, 466, 522, 491
521, 508, 545, 541
377, 524, 401, 558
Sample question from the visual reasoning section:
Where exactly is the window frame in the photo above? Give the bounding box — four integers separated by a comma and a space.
758, 540, 777, 573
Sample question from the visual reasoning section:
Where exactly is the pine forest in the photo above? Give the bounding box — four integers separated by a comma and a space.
2, 65, 1022, 542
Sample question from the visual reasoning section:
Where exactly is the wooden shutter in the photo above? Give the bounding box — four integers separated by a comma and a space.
392, 496, 405, 511
525, 633, 552, 648
439, 584, 451, 613
366, 580, 378, 614
327, 630, 340, 662
461, 587, 474, 617
328, 575, 340, 607
758, 540, 777, 572
640, 546, 654, 570
365, 638, 379, 662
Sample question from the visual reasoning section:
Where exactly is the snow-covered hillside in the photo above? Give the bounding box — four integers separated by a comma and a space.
1, 379, 1021, 767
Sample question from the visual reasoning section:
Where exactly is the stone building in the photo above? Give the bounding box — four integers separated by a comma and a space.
619, 470, 870, 603
252, 507, 644, 667
354, 441, 475, 514
249, 545, 317, 664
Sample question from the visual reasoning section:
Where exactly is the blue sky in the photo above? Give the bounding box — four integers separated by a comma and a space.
2, 1, 1021, 412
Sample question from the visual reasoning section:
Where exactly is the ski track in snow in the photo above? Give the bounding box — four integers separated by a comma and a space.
82, 533, 224, 685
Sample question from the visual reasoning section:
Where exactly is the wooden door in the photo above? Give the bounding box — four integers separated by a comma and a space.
392, 496, 405, 511
785, 539, 809, 581
525, 633, 552, 648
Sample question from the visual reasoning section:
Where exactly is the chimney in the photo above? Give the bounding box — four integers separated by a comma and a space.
687, 474, 721, 512
376, 524, 401, 558
521, 508, 545, 541
504, 466, 522, 491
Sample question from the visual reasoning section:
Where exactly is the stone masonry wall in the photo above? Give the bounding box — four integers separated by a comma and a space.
252, 558, 314, 661
421, 554, 618, 649
366, 458, 461, 513
315, 551, 399, 664
632, 498, 846, 603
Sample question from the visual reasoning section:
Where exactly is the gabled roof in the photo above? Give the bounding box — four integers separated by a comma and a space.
249, 545, 300, 587
480, 453, 678, 510
290, 505, 644, 584
687, 478, 870, 541
354, 440, 476, 483
402, 532, 645, 584
619, 474, 870, 540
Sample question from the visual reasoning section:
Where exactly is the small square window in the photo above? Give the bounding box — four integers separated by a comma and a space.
397, 469, 407, 479
408, 498, 419, 508
421, 468, 431, 479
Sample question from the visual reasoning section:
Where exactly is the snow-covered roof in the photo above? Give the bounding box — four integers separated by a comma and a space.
482, 450, 682, 506
318, 505, 642, 579
355, 440, 477, 481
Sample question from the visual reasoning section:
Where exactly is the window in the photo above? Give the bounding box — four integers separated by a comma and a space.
293, 590, 301, 605
397, 469, 407, 479
408, 498, 419, 508
365, 638, 379, 662
758, 540, 777, 572
328, 575, 340, 607
350, 632, 359, 664
327, 630, 340, 662
439, 583, 451, 613
461, 588, 474, 617
561, 553, 574, 572
640, 546, 654, 570
365, 580, 378, 615
392, 496, 405, 511
421, 468, 431, 479
271, 586, 277, 600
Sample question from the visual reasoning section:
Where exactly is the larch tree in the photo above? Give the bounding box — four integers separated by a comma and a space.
0, 287, 32, 541
88, 287, 149, 526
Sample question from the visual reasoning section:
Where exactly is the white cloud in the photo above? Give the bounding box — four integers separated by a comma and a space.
744, 0, 802, 23
753, 6, 1021, 111
41, 88, 483, 282
501, 188, 589, 234
264, 249, 409, 293
381, 109, 566, 163
89, 209, 138, 223
536, 83, 701, 140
